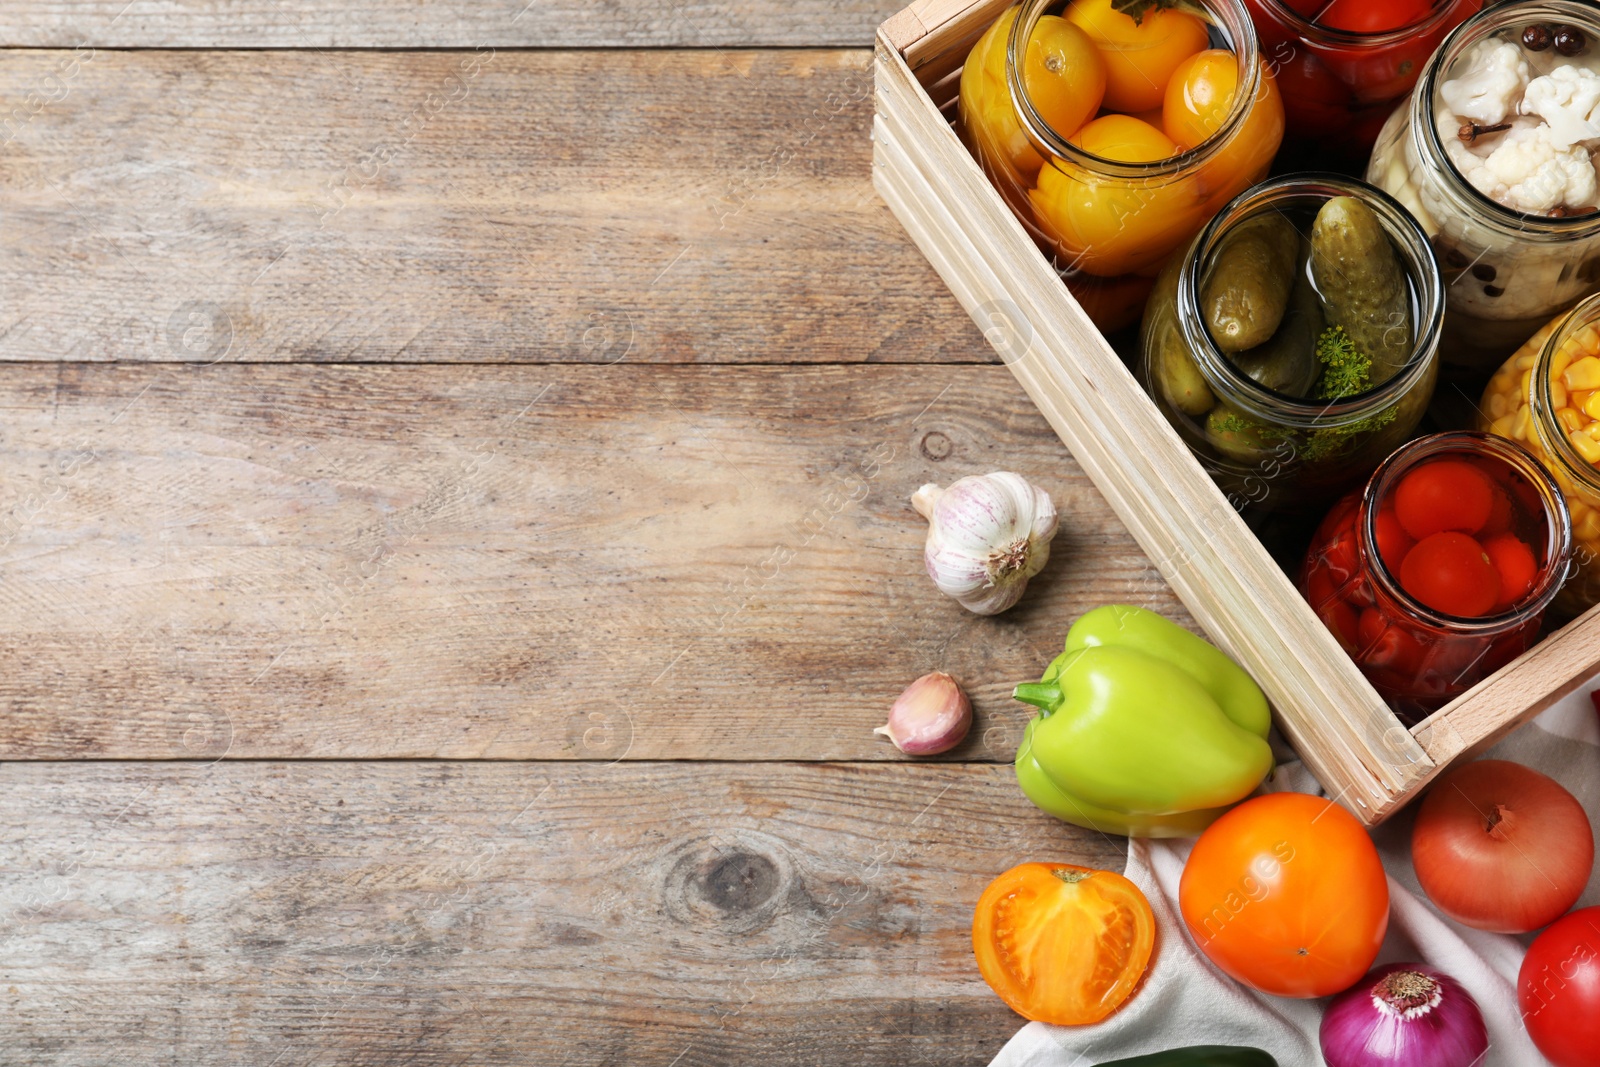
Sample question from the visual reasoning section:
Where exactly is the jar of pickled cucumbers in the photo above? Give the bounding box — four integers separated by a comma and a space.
1139, 174, 1442, 516
958, 0, 1284, 334
1480, 292, 1600, 615
1244, 0, 1483, 172
1300, 432, 1571, 723
1366, 1, 1600, 379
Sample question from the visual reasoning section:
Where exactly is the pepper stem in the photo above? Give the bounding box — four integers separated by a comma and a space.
1012, 682, 1063, 711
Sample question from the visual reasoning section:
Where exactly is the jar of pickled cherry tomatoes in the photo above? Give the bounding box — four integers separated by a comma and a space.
1300, 432, 1571, 723
958, 0, 1284, 334
1244, 0, 1483, 171
1139, 174, 1442, 517
1480, 293, 1600, 616
1367, 1, 1600, 378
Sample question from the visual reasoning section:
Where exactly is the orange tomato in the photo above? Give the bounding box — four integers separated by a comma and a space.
960, 10, 1108, 185
1178, 793, 1389, 998
1030, 115, 1203, 278
1164, 51, 1283, 206
1065, 0, 1212, 114
973, 862, 1156, 1025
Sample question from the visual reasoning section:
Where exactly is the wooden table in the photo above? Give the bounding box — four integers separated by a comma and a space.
0, 5, 1190, 1062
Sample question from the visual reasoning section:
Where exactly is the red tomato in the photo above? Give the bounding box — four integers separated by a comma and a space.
1413, 760, 1593, 933
1394, 460, 1494, 540
1180, 793, 1389, 998
1481, 483, 1515, 537
1322, 529, 1359, 584
1483, 532, 1538, 610
1373, 507, 1415, 576
1519, 906, 1600, 1067
1400, 532, 1498, 617
1302, 560, 1339, 610
1355, 609, 1426, 675
1317, 0, 1434, 33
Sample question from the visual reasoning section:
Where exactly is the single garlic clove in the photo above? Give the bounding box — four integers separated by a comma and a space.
913, 472, 1059, 616
874, 672, 973, 755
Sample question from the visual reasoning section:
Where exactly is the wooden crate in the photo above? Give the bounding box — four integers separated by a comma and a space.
873, 0, 1600, 825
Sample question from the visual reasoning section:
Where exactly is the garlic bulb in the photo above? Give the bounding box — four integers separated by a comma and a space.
875, 672, 972, 755
912, 472, 1058, 615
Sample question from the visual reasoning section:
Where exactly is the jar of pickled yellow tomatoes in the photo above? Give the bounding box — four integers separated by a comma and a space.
1480, 292, 1600, 615
1140, 174, 1443, 517
958, 0, 1284, 333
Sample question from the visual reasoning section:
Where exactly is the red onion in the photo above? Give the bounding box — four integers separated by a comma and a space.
1320, 963, 1488, 1067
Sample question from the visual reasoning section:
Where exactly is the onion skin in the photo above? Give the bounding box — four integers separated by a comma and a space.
1411, 759, 1593, 933
1320, 964, 1487, 1067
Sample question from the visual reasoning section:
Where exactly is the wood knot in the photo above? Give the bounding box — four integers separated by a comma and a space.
919, 431, 952, 461
661, 831, 794, 933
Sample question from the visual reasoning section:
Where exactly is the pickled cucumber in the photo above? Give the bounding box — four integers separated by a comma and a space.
1201, 213, 1299, 355
1228, 241, 1322, 397
1144, 257, 1215, 417
1205, 405, 1285, 466
1310, 196, 1412, 386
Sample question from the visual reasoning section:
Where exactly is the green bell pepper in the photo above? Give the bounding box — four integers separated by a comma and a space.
1013, 606, 1273, 838
1097, 1047, 1279, 1067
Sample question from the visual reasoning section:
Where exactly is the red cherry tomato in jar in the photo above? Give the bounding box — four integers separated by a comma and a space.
1319, 599, 1360, 651
1401, 532, 1499, 618
1321, 529, 1359, 584
1519, 906, 1600, 1067
1394, 460, 1495, 540
1373, 508, 1415, 576
1480, 484, 1515, 537
1317, 0, 1434, 33
1483, 533, 1538, 610
1356, 608, 1426, 676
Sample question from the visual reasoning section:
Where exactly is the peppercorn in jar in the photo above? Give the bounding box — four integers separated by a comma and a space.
958, 0, 1284, 333
1480, 291, 1600, 615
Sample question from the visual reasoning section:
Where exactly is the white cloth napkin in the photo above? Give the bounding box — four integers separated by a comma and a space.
990, 679, 1600, 1067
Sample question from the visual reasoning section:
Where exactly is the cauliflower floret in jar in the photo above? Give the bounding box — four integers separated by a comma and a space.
1476, 124, 1599, 213
1521, 66, 1600, 149
1440, 40, 1530, 124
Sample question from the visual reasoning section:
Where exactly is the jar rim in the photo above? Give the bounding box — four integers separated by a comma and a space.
1358, 431, 1573, 631
1176, 172, 1443, 430
1255, 0, 1474, 47
1531, 292, 1600, 495
1414, 0, 1600, 237
1004, 0, 1261, 179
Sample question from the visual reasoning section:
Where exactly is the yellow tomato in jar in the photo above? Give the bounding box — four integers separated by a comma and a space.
960, 9, 1108, 184
1162, 49, 1285, 206
1065, 0, 1211, 114
1030, 115, 1203, 279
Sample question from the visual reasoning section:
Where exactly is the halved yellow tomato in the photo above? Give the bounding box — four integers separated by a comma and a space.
973, 862, 1157, 1026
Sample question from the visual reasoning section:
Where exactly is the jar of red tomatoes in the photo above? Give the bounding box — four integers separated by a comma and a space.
1300, 432, 1572, 723
1244, 0, 1483, 171
958, 0, 1284, 333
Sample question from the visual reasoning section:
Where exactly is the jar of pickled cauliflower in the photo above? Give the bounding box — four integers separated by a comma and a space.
1139, 174, 1442, 516
1300, 432, 1571, 722
1367, 1, 1600, 379
1480, 292, 1600, 615
958, 0, 1284, 334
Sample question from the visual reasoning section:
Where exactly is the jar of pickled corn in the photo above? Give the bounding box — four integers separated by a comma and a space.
1300, 432, 1571, 723
1480, 292, 1600, 615
958, 0, 1284, 334
1367, 1, 1600, 378
1138, 174, 1442, 517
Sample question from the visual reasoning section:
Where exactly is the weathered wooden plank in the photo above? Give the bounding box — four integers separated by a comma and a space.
0, 363, 1187, 760
0, 47, 982, 364
0, 760, 1122, 1066
1, 1, 901, 49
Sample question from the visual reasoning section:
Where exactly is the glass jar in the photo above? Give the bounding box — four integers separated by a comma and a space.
1139, 174, 1442, 516
1480, 292, 1600, 616
958, 0, 1284, 334
1366, 1, 1600, 379
1300, 432, 1571, 723
1245, 0, 1483, 172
